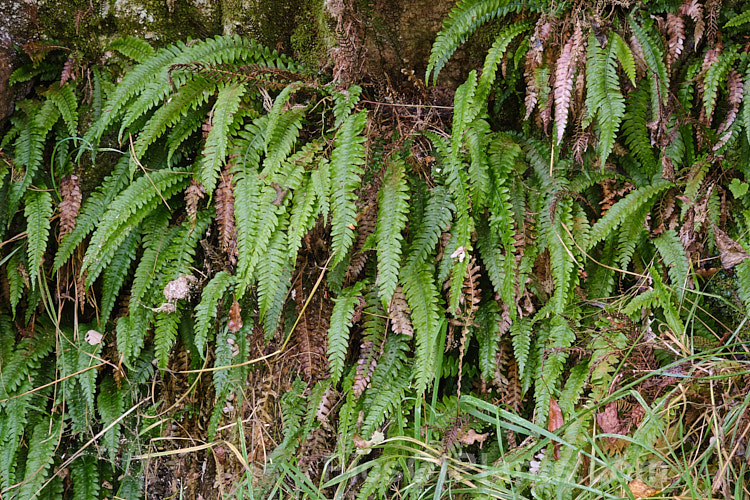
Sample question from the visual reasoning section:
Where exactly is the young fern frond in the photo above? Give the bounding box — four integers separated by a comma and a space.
329, 111, 367, 266
23, 188, 53, 290
375, 156, 409, 307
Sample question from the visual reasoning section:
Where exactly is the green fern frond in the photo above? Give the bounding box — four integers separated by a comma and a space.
100, 229, 141, 323
629, 18, 669, 122
23, 188, 53, 290
327, 282, 365, 384
129, 208, 172, 307
287, 175, 319, 264
586, 180, 670, 251
611, 32, 636, 85
16, 417, 60, 500
510, 318, 532, 391
725, 9, 750, 28
401, 260, 441, 394
426, 0, 542, 83
134, 76, 217, 159
82, 168, 190, 285
376, 156, 409, 307
653, 229, 690, 300
476, 218, 514, 305
194, 271, 234, 358
332, 84, 362, 129
201, 82, 246, 195
257, 217, 292, 337
475, 301, 502, 381
558, 361, 589, 418
166, 102, 210, 163
329, 111, 367, 266
544, 196, 576, 313
97, 377, 125, 464
586, 34, 626, 165
466, 118, 491, 209
154, 307, 182, 369
109, 36, 156, 62
475, 22, 531, 107
533, 315, 576, 424
623, 88, 656, 172
362, 334, 410, 437
405, 186, 453, 268
261, 107, 305, 178
737, 259, 750, 313
71, 455, 99, 500
7, 248, 25, 318
44, 83, 79, 137
703, 46, 739, 119
615, 202, 649, 270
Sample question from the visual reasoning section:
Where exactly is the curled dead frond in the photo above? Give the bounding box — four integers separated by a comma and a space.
554, 24, 584, 144
216, 165, 238, 266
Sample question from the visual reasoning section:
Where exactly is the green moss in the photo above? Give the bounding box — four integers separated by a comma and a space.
36, 0, 221, 61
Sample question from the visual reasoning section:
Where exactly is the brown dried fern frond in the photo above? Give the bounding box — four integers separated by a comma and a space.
554, 24, 584, 145
717, 69, 743, 135
666, 13, 686, 67
185, 179, 205, 223
58, 174, 81, 238
681, 0, 705, 46
292, 279, 331, 383
215, 166, 238, 267
388, 286, 413, 337
353, 340, 378, 398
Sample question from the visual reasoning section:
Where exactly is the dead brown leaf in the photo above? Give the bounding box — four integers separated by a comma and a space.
458, 428, 489, 447
712, 223, 750, 269
628, 478, 661, 498
596, 401, 621, 444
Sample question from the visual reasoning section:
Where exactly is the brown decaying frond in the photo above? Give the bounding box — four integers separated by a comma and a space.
353, 340, 379, 398
629, 35, 648, 80
666, 13, 686, 67
315, 386, 337, 429
345, 201, 377, 284
524, 18, 553, 120
456, 258, 481, 399
388, 286, 413, 337
680, 0, 705, 46
554, 24, 584, 145
58, 174, 81, 238
215, 165, 238, 267
705, 0, 721, 43
717, 69, 743, 134
293, 279, 331, 383
228, 299, 242, 333
185, 178, 205, 223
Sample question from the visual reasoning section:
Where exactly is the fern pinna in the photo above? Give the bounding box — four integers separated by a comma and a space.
2, 0, 750, 497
